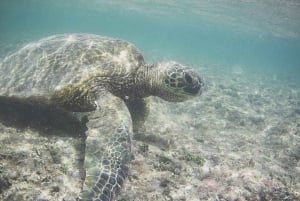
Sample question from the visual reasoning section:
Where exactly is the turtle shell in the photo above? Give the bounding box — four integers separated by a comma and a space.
0, 34, 145, 97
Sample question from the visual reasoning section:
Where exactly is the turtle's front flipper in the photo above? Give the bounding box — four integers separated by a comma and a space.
79, 92, 132, 201
124, 98, 149, 133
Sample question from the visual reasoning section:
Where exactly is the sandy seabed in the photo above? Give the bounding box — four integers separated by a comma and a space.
0, 66, 299, 201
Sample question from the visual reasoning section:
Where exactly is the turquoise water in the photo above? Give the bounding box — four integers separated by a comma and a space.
1, 0, 300, 80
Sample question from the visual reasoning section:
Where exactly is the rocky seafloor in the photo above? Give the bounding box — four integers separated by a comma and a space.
0, 66, 299, 201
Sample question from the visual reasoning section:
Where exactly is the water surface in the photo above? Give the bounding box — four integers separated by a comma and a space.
1, 0, 300, 82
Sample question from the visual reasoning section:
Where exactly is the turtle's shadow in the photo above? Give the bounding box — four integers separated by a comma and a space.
0, 96, 87, 138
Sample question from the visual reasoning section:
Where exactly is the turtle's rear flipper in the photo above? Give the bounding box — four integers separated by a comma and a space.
79, 92, 132, 201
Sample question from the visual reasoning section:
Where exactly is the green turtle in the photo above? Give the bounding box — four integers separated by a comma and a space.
0, 33, 204, 201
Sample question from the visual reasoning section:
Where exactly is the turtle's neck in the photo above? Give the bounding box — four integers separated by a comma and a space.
134, 63, 161, 98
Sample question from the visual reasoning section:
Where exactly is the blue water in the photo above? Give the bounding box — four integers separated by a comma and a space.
1, 0, 300, 81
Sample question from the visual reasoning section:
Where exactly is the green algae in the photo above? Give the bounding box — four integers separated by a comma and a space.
184, 153, 205, 166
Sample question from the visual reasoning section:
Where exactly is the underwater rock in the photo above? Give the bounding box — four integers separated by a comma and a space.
154, 155, 182, 175
257, 187, 300, 201
0, 176, 11, 194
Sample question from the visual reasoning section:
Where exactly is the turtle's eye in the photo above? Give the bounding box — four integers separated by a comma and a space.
184, 73, 193, 84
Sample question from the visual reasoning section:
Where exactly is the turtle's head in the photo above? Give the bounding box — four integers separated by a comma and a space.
153, 61, 204, 102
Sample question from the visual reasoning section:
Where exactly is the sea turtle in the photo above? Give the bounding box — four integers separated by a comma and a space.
0, 33, 204, 201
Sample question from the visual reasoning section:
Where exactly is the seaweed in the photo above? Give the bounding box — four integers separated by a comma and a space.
184, 153, 205, 166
